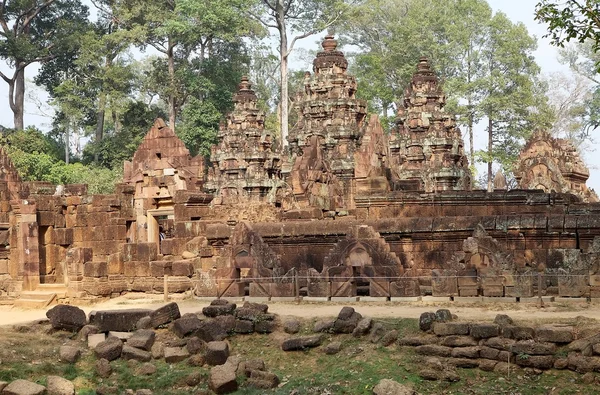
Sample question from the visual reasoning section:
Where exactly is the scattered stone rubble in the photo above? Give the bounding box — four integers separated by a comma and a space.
8, 302, 600, 394
407, 310, 600, 381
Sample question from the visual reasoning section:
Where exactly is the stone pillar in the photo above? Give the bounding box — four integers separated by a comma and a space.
14, 201, 40, 291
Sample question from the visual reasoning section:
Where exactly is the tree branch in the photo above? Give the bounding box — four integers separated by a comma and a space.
0, 69, 11, 84
22, 0, 56, 30
248, 10, 278, 29
0, 0, 10, 36
262, 0, 277, 12
286, 12, 343, 57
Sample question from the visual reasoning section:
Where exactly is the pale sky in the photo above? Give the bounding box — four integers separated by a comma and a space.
1, 0, 599, 191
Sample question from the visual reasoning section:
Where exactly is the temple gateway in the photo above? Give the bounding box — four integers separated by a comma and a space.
2, 36, 600, 306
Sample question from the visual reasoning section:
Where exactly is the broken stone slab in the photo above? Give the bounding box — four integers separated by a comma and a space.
433, 322, 470, 336
209, 364, 238, 394
96, 359, 112, 378
205, 341, 230, 366
313, 319, 334, 333
186, 337, 206, 355
164, 347, 190, 363
121, 345, 151, 362
88, 333, 106, 349
450, 346, 480, 359
46, 375, 75, 395
203, 302, 236, 318
510, 340, 557, 356
281, 335, 322, 351
78, 325, 99, 341
59, 345, 81, 363
494, 314, 514, 327
515, 355, 555, 370
419, 312, 437, 332
46, 305, 87, 332
372, 378, 416, 395
323, 341, 342, 355
95, 336, 123, 361
567, 353, 600, 373
435, 309, 452, 322
108, 331, 133, 341
149, 302, 181, 328
333, 307, 362, 334
172, 316, 202, 338
283, 318, 301, 334
255, 320, 275, 334
234, 319, 254, 334
448, 358, 479, 369
193, 320, 227, 342
2, 379, 46, 395
501, 325, 535, 340
536, 325, 574, 344
240, 359, 266, 376
484, 337, 516, 351
89, 309, 152, 332
135, 316, 152, 330
398, 335, 440, 347
242, 301, 268, 313
470, 324, 499, 339
127, 330, 156, 351
212, 315, 236, 334
352, 317, 373, 337
246, 370, 280, 389
440, 336, 478, 348
368, 322, 386, 343
479, 346, 510, 361
415, 344, 453, 357
380, 330, 399, 347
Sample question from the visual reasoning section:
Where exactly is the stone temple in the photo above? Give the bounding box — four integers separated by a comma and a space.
2, 36, 600, 306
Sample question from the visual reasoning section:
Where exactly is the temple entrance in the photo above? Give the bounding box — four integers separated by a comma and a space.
147, 208, 174, 253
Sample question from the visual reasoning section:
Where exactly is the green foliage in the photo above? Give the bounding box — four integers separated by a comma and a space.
0, 0, 89, 129
177, 97, 222, 157
341, 0, 545, 181
82, 100, 167, 169
1, 127, 62, 160
4, 125, 122, 194
535, 0, 600, 57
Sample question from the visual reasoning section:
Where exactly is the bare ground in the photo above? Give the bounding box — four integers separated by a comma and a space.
2, 293, 600, 327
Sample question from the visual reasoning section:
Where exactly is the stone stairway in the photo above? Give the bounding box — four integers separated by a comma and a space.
14, 283, 68, 309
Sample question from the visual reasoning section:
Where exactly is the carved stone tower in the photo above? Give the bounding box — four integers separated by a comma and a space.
515, 130, 598, 202
286, 35, 386, 211
388, 57, 471, 192
206, 76, 282, 205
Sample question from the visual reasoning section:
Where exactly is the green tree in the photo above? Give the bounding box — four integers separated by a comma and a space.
82, 100, 166, 169
556, 43, 600, 138
535, 0, 600, 55
341, 0, 545, 188
0, 0, 88, 130
117, 0, 260, 130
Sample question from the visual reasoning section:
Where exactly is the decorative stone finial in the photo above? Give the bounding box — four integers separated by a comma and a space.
417, 57, 431, 72
233, 76, 257, 103
322, 35, 338, 51
493, 170, 508, 191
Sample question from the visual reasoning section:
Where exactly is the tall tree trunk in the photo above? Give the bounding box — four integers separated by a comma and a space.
95, 91, 106, 164
13, 67, 25, 131
64, 119, 70, 165
277, 0, 289, 147
468, 110, 474, 166
167, 38, 176, 131
487, 117, 493, 192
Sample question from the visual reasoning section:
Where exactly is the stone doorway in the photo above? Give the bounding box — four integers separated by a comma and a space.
147, 208, 174, 253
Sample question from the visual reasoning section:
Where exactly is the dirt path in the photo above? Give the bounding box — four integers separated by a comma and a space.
2, 294, 600, 327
